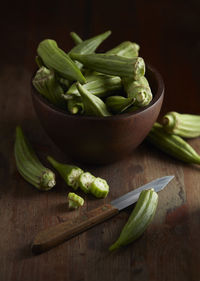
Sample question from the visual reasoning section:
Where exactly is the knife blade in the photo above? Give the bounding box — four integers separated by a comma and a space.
32, 175, 174, 254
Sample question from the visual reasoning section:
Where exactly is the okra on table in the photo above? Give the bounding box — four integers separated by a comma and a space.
147, 122, 200, 165
14, 126, 56, 191
162, 112, 200, 138
47, 156, 83, 190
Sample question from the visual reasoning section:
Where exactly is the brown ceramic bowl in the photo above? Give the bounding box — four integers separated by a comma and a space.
31, 65, 164, 164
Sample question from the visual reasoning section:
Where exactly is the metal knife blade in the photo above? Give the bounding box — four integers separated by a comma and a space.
111, 175, 174, 211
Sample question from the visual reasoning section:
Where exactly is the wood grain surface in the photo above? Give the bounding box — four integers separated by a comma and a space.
1, 1, 200, 280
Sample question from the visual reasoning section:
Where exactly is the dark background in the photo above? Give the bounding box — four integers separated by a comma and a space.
1, 0, 200, 114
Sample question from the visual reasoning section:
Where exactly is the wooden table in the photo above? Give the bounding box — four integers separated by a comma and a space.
1, 1, 200, 280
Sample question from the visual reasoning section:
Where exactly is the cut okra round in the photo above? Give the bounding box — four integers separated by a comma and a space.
90, 177, 109, 198
78, 172, 95, 194
67, 168, 83, 190
68, 192, 84, 209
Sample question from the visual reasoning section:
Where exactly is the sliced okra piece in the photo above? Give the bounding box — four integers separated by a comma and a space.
78, 172, 95, 194
68, 192, 84, 209
90, 177, 109, 198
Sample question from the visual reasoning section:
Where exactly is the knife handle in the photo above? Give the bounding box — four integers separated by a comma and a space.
32, 203, 119, 254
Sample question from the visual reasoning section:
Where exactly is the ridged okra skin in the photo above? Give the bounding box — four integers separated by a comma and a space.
162, 112, 200, 138
106, 96, 134, 114
14, 126, 56, 191
68, 192, 84, 209
147, 123, 200, 165
106, 41, 140, 58
32, 66, 66, 109
69, 30, 111, 55
109, 189, 158, 251
66, 74, 122, 99
47, 156, 83, 190
70, 53, 145, 80
76, 82, 111, 117
37, 39, 86, 83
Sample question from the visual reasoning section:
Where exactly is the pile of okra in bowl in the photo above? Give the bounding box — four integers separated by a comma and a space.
31, 30, 164, 164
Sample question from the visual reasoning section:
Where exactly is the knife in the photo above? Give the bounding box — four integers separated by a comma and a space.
32, 175, 174, 254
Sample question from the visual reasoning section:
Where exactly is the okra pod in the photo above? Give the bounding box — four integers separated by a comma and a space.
106, 41, 140, 58
76, 82, 111, 117
162, 112, 200, 138
123, 76, 152, 107
78, 172, 95, 194
70, 53, 145, 80
70, 32, 83, 45
109, 189, 158, 251
147, 123, 200, 165
14, 126, 56, 191
68, 192, 84, 209
69, 30, 111, 55
90, 177, 109, 198
37, 39, 86, 83
65, 74, 122, 98
32, 66, 66, 109
47, 156, 83, 190
106, 96, 135, 114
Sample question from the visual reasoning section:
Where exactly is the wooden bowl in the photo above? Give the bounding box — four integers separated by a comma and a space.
31, 65, 164, 164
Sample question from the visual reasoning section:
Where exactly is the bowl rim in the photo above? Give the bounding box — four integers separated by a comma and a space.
31, 64, 165, 121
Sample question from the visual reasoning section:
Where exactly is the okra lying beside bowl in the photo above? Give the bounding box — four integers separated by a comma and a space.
31, 31, 164, 164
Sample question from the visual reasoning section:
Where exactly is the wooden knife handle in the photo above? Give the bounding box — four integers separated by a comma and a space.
32, 203, 119, 254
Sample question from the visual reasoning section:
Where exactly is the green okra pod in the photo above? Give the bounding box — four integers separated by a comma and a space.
70, 32, 83, 45
122, 76, 152, 107
32, 66, 66, 109
37, 39, 86, 83
69, 53, 145, 80
162, 112, 200, 138
47, 156, 83, 190
65, 74, 122, 98
147, 123, 200, 165
14, 126, 56, 191
68, 192, 84, 209
69, 30, 111, 55
76, 82, 111, 117
106, 41, 140, 58
109, 189, 158, 251
106, 96, 135, 114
